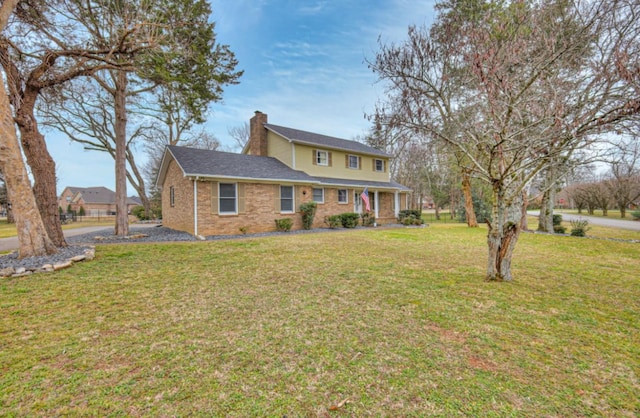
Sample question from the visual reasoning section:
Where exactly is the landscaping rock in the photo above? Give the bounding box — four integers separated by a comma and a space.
0, 267, 15, 277
53, 260, 73, 271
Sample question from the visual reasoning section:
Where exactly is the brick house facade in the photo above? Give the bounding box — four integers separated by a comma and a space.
157, 112, 410, 236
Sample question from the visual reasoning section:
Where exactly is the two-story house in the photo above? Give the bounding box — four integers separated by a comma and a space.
156, 111, 410, 236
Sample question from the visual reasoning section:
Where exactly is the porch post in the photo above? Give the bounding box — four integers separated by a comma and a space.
374, 190, 379, 220
394, 191, 400, 218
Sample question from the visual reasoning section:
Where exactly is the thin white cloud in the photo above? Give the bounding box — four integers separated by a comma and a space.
297, 1, 329, 15
49, 0, 440, 192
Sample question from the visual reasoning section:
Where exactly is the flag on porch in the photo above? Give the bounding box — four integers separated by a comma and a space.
361, 187, 371, 212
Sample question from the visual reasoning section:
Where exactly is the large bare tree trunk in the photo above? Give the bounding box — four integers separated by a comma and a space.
537, 187, 556, 233
0, 77, 56, 258
125, 144, 152, 216
521, 189, 529, 231
114, 71, 129, 236
486, 186, 523, 281
16, 88, 67, 247
461, 170, 478, 227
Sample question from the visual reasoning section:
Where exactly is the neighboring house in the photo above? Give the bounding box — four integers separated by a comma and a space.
58, 186, 141, 216
156, 111, 410, 236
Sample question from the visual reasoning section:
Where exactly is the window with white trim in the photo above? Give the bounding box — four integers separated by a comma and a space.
316, 150, 328, 166
280, 185, 294, 213
169, 186, 175, 207
338, 189, 348, 204
312, 188, 324, 203
348, 154, 359, 169
374, 159, 385, 172
219, 183, 237, 214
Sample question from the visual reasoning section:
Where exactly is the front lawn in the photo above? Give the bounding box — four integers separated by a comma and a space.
1, 224, 638, 416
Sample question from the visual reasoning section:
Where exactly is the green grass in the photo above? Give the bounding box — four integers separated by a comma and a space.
1, 225, 639, 416
527, 216, 640, 241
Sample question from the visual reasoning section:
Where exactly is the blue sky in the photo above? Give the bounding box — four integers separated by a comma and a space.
47, 0, 436, 193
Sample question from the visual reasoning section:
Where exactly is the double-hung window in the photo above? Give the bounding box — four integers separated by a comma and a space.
316, 150, 328, 166
312, 188, 324, 203
374, 159, 385, 172
348, 154, 360, 169
280, 185, 294, 213
338, 189, 348, 204
219, 183, 237, 214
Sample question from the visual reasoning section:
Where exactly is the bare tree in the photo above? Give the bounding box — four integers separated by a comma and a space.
0, 0, 140, 246
228, 122, 250, 151
38, 0, 241, 235
0, 0, 56, 258
370, 0, 640, 281
605, 139, 640, 217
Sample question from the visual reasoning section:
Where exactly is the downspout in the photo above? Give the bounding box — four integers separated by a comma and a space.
193, 177, 198, 237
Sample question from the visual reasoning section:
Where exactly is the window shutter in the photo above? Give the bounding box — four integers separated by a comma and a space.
238, 183, 246, 214
345, 155, 349, 168
274, 184, 281, 212
328, 152, 332, 167
211, 182, 219, 214
312, 149, 317, 165
372, 159, 376, 171
358, 156, 362, 170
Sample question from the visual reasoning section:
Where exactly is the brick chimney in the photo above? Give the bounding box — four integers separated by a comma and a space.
248, 111, 268, 156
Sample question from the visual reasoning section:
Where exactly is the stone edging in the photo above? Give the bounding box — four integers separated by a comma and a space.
0, 246, 96, 278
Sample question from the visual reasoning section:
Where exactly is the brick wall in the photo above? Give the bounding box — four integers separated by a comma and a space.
162, 160, 196, 234
195, 181, 304, 236
162, 163, 408, 236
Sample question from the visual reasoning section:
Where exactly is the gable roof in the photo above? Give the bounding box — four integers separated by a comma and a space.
264, 123, 390, 158
157, 145, 410, 192
62, 186, 139, 205
157, 145, 318, 187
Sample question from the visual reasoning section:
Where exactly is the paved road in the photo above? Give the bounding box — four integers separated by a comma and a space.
0, 224, 158, 252
530, 211, 640, 231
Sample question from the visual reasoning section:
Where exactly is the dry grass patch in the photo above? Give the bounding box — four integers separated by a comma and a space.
1, 225, 638, 416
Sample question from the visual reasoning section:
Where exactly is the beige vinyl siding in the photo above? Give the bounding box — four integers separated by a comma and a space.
267, 131, 293, 166
294, 143, 390, 182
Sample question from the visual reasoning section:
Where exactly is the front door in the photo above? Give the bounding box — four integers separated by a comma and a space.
354, 190, 375, 213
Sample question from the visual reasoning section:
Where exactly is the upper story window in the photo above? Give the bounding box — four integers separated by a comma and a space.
316, 150, 329, 166
280, 185, 294, 213
312, 188, 324, 203
219, 183, 237, 214
374, 159, 385, 172
348, 154, 360, 169
169, 186, 175, 207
